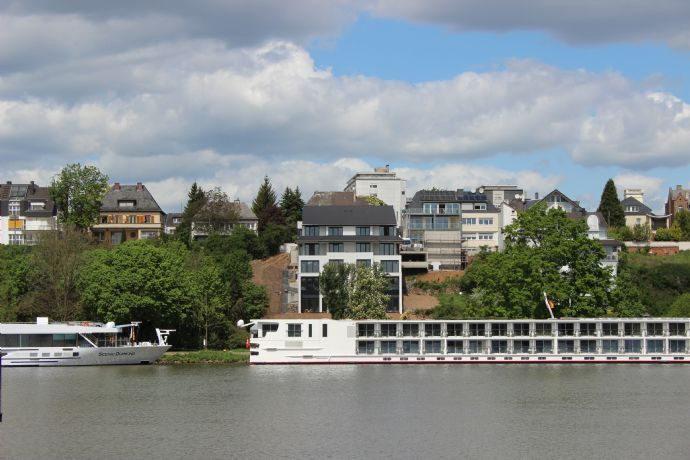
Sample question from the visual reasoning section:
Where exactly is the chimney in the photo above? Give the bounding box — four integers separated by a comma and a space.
136, 182, 143, 191
6, 181, 11, 185
535, 192, 539, 200
113, 182, 121, 190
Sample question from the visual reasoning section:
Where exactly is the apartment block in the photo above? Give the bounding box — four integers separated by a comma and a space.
297, 205, 403, 314
344, 165, 406, 227
0, 181, 57, 245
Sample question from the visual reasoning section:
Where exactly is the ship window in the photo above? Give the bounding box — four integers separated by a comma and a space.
322, 324, 327, 338
447, 340, 463, 354
579, 323, 597, 336
424, 340, 441, 354
647, 340, 664, 353
624, 339, 641, 353
602, 339, 619, 353
669, 323, 686, 336
468, 340, 483, 354
624, 323, 641, 336
602, 323, 618, 336
512, 323, 530, 336
491, 340, 508, 353
380, 341, 396, 354
646, 323, 663, 337
669, 340, 686, 353
513, 340, 530, 353
534, 340, 552, 354
0, 334, 19, 347
558, 340, 575, 353
580, 340, 596, 353
446, 323, 463, 336
425, 324, 441, 337
358, 324, 375, 337
402, 340, 419, 354
402, 324, 419, 337
262, 323, 279, 337
308, 324, 312, 338
534, 323, 551, 336
287, 324, 302, 337
380, 323, 397, 337
558, 323, 574, 337
357, 341, 375, 354
468, 323, 485, 336
491, 323, 507, 336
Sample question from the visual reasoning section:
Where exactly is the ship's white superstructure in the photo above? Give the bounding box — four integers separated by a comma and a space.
0, 317, 173, 367
249, 318, 690, 364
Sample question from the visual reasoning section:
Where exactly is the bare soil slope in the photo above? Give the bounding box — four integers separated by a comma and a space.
250, 253, 290, 316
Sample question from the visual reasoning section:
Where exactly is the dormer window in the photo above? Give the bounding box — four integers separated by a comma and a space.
30, 201, 46, 210
118, 200, 135, 208
548, 195, 563, 203
626, 206, 639, 213
473, 203, 486, 210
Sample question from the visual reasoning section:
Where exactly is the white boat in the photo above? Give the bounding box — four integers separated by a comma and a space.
247, 318, 690, 364
0, 317, 174, 367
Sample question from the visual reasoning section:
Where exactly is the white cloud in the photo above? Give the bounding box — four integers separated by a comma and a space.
614, 173, 666, 214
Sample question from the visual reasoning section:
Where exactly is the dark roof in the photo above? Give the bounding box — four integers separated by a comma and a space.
415, 190, 458, 202
235, 201, 258, 221
307, 191, 369, 206
100, 184, 163, 212
165, 212, 183, 227
524, 189, 585, 214
621, 197, 652, 215
302, 205, 396, 226
408, 189, 498, 212
0, 182, 57, 217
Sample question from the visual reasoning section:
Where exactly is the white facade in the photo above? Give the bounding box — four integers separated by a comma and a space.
344, 166, 406, 227
0, 214, 57, 245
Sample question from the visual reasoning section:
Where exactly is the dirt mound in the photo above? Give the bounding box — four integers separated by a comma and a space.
251, 253, 291, 316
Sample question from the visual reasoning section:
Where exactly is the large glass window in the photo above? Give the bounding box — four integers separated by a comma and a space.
580, 340, 596, 353
513, 340, 530, 353
491, 323, 507, 336
425, 340, 442, 354
669, 340, 686, 353
358, 324, 375, 337
624, 323, 641, 336
381, 260, 399, 273
669, 323, 686, 336
579, 323, 597, 336
423, 203, 436, 214
602, 339, 619, 353
0, 334, 19, 347
287, 324, 302, 337
491, 340, 508, 353
262, 323, 278, 337
447, 340, 463, 354
558, 340, 575, 353
534, 340, 552, 353
446, 323, 463, 337
461, 218, 476, 225
624, 339, 641, 353
380, 226, 394, 236
468, 340, 483, 354
468, 323, 485, 336
646, 340, 664, 353
646, 323, 663, 336
381, 324, 397, 337
300, 260, 319, 273
328, 242, 344, 253
602, 323, 618, 336
379, 243, 395, 255
355, 242, 371, 252
303, 225, 319, 236
380, 341, 396, 354
513, 323, 530, 336
402, 324, 419, 337
328, 227, 343, 236
534, 323, 552, 336
300, 277, 319, 312
356, 226, 370, 236
358, 341, 375, 354
303, 243, 319, 255
558, 323, 575, 337
425, 324, 441, 337
478, 218, 493, 225
402, 340, 419, 354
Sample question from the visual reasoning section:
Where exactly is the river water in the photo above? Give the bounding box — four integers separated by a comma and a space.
2, 364, 690, 459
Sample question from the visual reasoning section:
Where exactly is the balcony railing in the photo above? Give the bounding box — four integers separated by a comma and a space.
406, 208, 461, 215
408, 223, 461, 230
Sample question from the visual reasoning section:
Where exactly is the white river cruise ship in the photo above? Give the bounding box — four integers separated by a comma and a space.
248, 318, 690, 364
0, 317, 174, 366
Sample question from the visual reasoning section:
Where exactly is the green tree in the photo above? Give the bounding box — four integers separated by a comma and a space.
345, 264, 390, 320
610, 258, 646, 317
597, 178, 625, 228
220, 249, 254, 302
187, 252, 227, 349
674, 210, 690, 240
176, 182, 206, 245
667, 293, 690, 316
363, 195, 386, 206
319, 262, 353, 319
259, 223, 291, 256
51, 163, 109, 230
654, 226, 681, 241
0, 245, 31, 321
252, 176, 284, 232
193, 187, 240, 235
280, 186, 304, 237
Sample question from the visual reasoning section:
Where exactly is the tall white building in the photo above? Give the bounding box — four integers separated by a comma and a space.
344, 165, 406, 227
0, 181, 57, 245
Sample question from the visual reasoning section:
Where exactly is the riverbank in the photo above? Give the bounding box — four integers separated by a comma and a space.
157, 349, 249, 364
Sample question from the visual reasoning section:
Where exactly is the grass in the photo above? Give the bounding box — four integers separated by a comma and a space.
157, 349, 249, 364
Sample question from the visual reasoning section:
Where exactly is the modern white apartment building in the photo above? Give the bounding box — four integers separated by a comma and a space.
297, 205, 403, 314
0, 181, 57, 245
344, 165, 406, 227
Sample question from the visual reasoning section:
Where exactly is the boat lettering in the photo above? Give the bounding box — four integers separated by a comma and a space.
98, 351, 136, 357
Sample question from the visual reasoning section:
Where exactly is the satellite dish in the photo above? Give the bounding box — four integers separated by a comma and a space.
514, 194, 522, 200
236, 319, 245, 328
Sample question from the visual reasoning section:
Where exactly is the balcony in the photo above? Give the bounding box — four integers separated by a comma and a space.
406, 208, 461, 216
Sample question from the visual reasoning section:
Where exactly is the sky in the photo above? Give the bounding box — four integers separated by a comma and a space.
2, 1, 690, 213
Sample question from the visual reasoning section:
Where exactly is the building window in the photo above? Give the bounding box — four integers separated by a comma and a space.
447, 340, 463, 354
602, 339, 619, 353
380, 260, 399, 273
424, 340, 441, 354
468, 323, 485, 336
446, 323, 463, 336
303, 243, 319, 256
647, 339, 664, 353
380, 341, 396, 354
461, 218, 476, 225
300, 277, 319, 312
328, 243, 344, 253
145, 215, 152, 224
478, 233, 494, 240
322, 324, 328, 338
646, 323, 663, 337
423, 203, 436, 214
262, 323, 278, 337
402, 340, 419, 354
548, 195, 563, 203
381, 324, 397, 337
473, 203, 486, 210
328, 227, 343, 236
626, 206, 640, 212
356, 242, 371, 252
101, 216, 108, 224
8, 234, 24, 245
356, 226, 370, 236
602, 323, 618, 336
287, 324, 302, 337
358, 341, 375, 354
8, 201, 20, 215
402, 324, 419, 337
356, 259, 371, 268
478, 218, 493, 225
464, 234, 477, 240
328, 259, 344, 266
669, 323, 685, 336
513, 340, 530, 353
580, 323, 597, 336
29, 201, 45, 210
300, 260, 319, 273
513, 323, 530, 336
303, 226, 319, 236
129, 215, 136, 224
580, 340, 596, 353
380, 226, 393, 236
379, 243, 395, 255
425, 324, 441, 337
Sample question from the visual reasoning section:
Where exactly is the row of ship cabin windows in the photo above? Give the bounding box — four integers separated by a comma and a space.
355, 322, 686, 337
301, 259, 399, 273
302, 226, 396, 237
300, 242, 398, 255
356, 339, 688, 355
